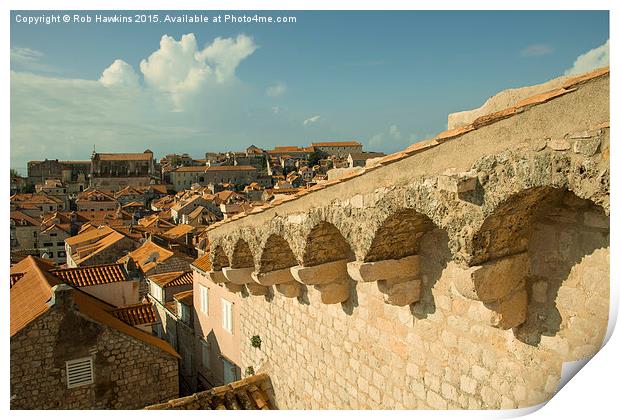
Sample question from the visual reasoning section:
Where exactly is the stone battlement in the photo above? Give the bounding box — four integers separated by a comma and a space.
202, 68, 610, 409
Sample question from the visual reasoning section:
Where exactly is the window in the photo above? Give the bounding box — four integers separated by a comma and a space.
200, 338, 210, 369
221, 299, 233, 333
222, 358, 239, 384
178, 302, 190, 324
56, 241, 64, 246
43, 242, 53, 247
66, 357, 94, 388
58, 251, 66, 258
50, 233, 57, 237
199, 284, 209, 314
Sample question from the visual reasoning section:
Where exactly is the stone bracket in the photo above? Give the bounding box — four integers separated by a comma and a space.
252, 268, 296, 286
205, 270, 229, 285
377, 278, 422, 307
275, 282, 301, 298
452, 253, 528, 329
347, 255, 421, 283
245, 282, 270, 296
347, 256, 422, 306
290, 260, 351, 304
290, 259, 349, 285
222, 267, 254, 285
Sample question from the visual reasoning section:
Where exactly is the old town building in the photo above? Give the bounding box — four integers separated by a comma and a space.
10, 256, 179, 409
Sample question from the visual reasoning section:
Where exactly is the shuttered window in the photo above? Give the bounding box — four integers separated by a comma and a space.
199, 284, 209, 314
221, 299, 233, 333
66, 357, 94, 388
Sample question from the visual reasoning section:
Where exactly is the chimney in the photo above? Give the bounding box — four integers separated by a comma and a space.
47, 284, 76, 311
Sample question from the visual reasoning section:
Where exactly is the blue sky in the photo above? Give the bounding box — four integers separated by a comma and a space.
10, 10, 609, 171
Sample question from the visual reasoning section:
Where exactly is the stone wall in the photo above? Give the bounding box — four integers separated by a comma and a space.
202, 70, 610, 409
10, 303, 179, 409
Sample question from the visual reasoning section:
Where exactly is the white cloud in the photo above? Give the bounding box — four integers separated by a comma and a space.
388, 124, 402, 140
10, 47, 59, 73
266, 82, 286, 97
99, 59, 140, 88
197, 35, 257, 83
272, 106, 282, 114
520, 44, 553, 57
139, 33, 257, 109
303, 115, 321, 126
565, 40, 609, 76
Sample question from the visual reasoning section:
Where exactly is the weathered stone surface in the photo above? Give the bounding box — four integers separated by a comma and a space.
453, 253, 526, 302
547, 138, 571, 151
275, 282, 301, 298
222, 266, 254, 285
252, 268, 296, 286
290, 260, 350, 286
486, 288, 528, 329
437, 172, 478, 194
347, 255, 421, 283
381, 279, 422, 306
245, 282, 269, 296
573, 137, 601, 156
314, 281, 350, 304
211, 71, 610, 410
205, 270, 228, 284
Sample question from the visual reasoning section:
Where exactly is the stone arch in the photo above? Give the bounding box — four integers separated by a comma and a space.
211, 245, 229, 271
464, 186, 609, 360
302, 221, 355, 267
230, 239, 255, 269
258, 234, 298, 273
364, 208, 436, 262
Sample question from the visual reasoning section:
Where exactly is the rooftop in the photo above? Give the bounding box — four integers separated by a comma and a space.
108, 302, 158, 326
191, 252, 212, 273
10, 256, 178, 358
144, 373, 274, 410
51, 263, 129, 287
148, 271, 193, 288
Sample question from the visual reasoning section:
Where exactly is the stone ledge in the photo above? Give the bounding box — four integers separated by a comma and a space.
222, 267, 254, 285
347, 255, 421, 283
290, 260, 350, 285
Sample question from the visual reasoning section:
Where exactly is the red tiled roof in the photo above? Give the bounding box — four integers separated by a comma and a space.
10, 256, 178, 358
109, 302, 158, 326
148, 271, 193, 288
191, 252, 212, 273
51, 263, 128, 287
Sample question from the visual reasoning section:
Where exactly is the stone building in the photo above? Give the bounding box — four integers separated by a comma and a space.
65, 225, 138, 268
311, 141, 363, 158
27, 159, 90, 187
89, 150, 157, 189
10, 256, 179, 409
76, 188, 121, 213
197, 68, 610, 409
170, 166, 258, 192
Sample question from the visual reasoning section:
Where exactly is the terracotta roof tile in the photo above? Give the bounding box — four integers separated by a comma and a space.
163, 224, 195, 239
148, 271, 193, 288
191, 252, 212, 273
51, 263, 128, 287
145, 373, 274, 410
562, 66, 609, 89
109, 302, 158, 326
119, 240, 175, 273
514, 87, 577, 109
